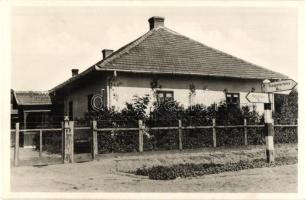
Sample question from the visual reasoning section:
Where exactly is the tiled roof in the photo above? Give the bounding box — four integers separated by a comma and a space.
51, 25, 287, 92
96, 26, 287, 80
14, 91, 52, 105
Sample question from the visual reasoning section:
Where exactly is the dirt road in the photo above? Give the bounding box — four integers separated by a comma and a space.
11, 162, 297, 192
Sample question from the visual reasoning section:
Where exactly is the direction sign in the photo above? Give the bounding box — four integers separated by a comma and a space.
263, 79, 297, 93
246, 92, 270, 103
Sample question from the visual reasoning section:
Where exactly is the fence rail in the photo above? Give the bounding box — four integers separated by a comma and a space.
11, 118, 298, 167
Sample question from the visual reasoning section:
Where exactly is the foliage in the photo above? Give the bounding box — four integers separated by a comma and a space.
86, 94, 296, 152
97, 131, 139, 153
34, 131, 62, 154
34, 91, 298, 153
274, 89, 298, 124
87, 95, 150, 153
135, 157, 297, 180
274, 127, 297, 144
272, 89, 298, 144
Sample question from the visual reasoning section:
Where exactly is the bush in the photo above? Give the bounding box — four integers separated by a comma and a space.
247, 127, 264, 145
148, 166, 177, 180
274, 89, 298, 124
82, 93, 297, 154
274, 127, 297, 144
216, 128, 244, 146
97, 131, 138, 153
134, 157, 297, 180
34, 131, 62, 154
182, 129, 213, 149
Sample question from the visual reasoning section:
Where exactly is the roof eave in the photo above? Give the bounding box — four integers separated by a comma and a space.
95, 68, 287, 80
18, 103, 53, 106
49, 65, 98, 93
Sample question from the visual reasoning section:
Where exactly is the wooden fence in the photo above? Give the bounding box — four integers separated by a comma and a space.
11, 119, 298, 167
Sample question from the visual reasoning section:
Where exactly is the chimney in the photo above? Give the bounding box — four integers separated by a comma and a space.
102, 49, 114, 59
71, 69, 79, 77
148, 16, 165, 30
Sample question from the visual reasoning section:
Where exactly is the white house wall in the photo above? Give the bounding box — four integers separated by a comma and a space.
64, 77, 107, 120
109, 73, 266, 114
62, 72, 269, 119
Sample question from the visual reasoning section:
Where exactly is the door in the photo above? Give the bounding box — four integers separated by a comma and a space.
68, 101, 73, 120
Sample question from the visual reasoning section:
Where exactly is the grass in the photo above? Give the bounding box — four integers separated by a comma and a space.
134, 157, 297, 180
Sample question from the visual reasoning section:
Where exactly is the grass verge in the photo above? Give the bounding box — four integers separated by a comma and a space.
134, 157, 297, 180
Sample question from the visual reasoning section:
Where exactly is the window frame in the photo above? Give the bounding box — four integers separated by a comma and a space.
156, 90, 174, 104
225, 92, 240, 107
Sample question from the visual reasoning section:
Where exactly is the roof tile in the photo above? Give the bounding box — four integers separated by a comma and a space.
97, 27, 287, 80
14, 91, 52, 105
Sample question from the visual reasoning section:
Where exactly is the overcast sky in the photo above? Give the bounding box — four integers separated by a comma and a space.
11, 6, 298, 91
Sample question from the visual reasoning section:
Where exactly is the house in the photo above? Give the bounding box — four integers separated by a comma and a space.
11, 90, 62, 147
49, 16, 287, 120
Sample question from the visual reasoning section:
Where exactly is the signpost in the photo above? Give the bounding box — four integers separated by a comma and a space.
246, 92, 269, 103
261, 80, 274, 163
248, 79, 297, 163
263, 79, 297, 93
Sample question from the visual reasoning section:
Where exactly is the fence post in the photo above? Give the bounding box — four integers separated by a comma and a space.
244, 118, 248, 146
14, 122, 19, 167
212, 118, 216, 147
138, 120, 143, 153
61, 121, 64, 161
39, 130, 43, 158
62, 116, 74, 163
91, 120, 98, 160
69, 121, 74, 163
178, 120, 183, 150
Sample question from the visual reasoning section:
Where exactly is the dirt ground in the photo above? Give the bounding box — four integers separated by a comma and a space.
11, 161, 297, 192
10, 145, 298, 193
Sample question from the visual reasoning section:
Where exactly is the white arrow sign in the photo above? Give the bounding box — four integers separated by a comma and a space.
246, 92, 270, 103
263, 79, 297, 93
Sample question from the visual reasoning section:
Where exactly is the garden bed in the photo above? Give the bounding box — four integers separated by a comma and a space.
134, 156, 297, 180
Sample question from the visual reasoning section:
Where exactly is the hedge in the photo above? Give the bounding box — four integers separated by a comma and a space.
97, 131, 139, 153
32, 93, 297, 153
182, 129, 213, 149
34, 131, 62, 154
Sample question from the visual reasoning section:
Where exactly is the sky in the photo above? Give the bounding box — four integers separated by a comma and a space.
11, 6, 298, 91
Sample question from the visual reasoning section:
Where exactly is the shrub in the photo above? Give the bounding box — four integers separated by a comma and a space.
97, 131, 138, 153
274, 127, 297, 144
182, 129, 213, 149
274, 89, 298, 124
34, 131, 62, 154
247, 127, 264, 145
134, 157, 297, 180
148, 166, 177, 180
83, 94, 297, 153
216, 128, 244, 146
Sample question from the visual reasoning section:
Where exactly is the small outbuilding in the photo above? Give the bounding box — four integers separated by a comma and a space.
11, 90, 56, 147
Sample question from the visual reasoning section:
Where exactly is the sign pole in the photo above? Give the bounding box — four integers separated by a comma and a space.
262, 79, 275, 163
62, 116, 74, 163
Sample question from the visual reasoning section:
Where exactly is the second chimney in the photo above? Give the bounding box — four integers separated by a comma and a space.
148, 16, 165, 30
102, 49, 114, 59
72, 69, 79, 77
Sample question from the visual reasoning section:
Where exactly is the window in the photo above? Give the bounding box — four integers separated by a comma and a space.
156, 91, 174, 104
88, 94, 93, 112
226, 92, 240, 107
68, 101, 73, 120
